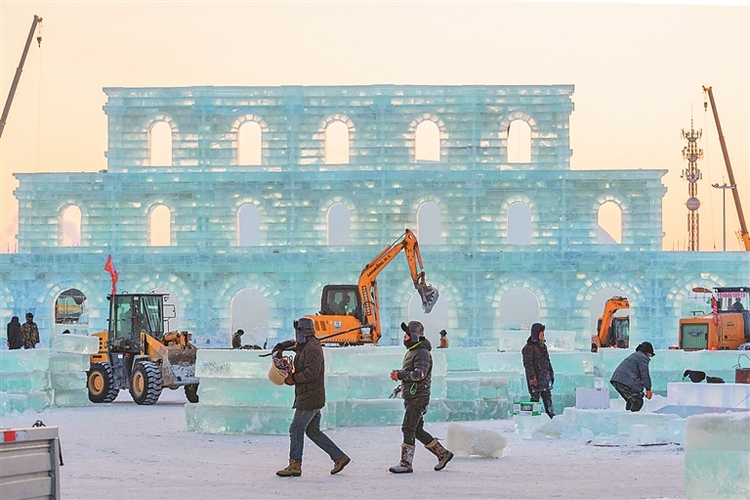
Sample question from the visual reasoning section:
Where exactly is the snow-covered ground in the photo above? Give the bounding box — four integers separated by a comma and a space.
0, 389, 686, 500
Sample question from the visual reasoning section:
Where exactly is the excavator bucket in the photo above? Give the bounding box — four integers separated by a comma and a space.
417, 285, 440, 314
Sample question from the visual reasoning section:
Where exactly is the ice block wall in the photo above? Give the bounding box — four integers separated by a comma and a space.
1, 84, 748, 351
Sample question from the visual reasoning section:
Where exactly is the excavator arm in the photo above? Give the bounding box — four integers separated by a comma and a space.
703, 86, 750, 251
356, 229, 440, 343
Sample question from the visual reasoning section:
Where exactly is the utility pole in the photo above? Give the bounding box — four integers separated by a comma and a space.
712, 182, 735, 251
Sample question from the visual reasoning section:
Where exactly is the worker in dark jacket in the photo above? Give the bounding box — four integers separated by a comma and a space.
21, 312, 39, 349
610, 341, 654, 412
521, 323, 555, 418
274, 317, 350, 477
6, 316, 23, 350
389, 320, 453, 474
231, 329, 244, 349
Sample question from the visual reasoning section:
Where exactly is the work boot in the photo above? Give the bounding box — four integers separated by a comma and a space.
388, 443, 415, 473
330, 455, 351, 475
425, 438, 454, 471
276, 459, 302, 477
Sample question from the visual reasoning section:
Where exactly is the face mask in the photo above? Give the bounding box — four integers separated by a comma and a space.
295, 330, 307, 344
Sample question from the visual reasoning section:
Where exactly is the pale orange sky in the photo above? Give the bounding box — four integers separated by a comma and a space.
1, 1, 748, 252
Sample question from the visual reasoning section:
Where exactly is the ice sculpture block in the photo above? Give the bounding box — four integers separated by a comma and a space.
51, 334, 100, 354
446, 423, 509, 458
49, 353, 89, 372
50, 371, 87, 391
195, 349, 275, 378
185, 403, 296, 435
443, 347, 496, 372
668, 382, 750, 409
561, 407, 622, 436
684, 412, 750, 499
0, 371, 49, 392
197, 378, 294, 407
0, 349, 50, 373
52, 389, 89, 407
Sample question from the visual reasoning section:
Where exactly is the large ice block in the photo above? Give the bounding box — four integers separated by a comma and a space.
197, 378, 293, 407
338, 399, 404, 427
347, 375, 398, 400
0, 349, 50, 373
325, 374, 348, 402
50, 371, 87, 391
561, 407, 622, 435
443, 347, 496, 372
49, 352, 89, 372
185, 403, 296, 435
684, 412, 750, 499
347, 351, 447, 377
323, 345, 379, 374
51, 334, 100, 354
513, 413, 542, 439
477, 352, 522, 372
53, 389, 89, 407
617, 412, 680, 442
497, 330, 576, 352
0, 392, 27, 414
195, 349, 276, 379
446, 423, 509, 458
0, 371, 49, 392
550, 352, 597, 375
668, 382, 750, 409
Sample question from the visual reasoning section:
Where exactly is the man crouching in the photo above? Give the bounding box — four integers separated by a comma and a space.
389, 320, 453, 473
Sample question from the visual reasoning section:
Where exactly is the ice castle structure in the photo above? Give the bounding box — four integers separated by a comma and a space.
1, 84, 748, 350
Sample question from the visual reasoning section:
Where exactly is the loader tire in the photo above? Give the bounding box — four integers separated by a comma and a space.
88, 363, 119, 403
184, 383, 199, 403
130, 361, 163, 405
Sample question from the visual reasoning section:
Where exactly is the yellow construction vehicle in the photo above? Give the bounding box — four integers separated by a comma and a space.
679, 287, 750, 351
87, 292, 199, 404
591, 296, 630, 352
306, 229, 439, 345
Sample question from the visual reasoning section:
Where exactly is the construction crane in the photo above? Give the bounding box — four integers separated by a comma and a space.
703, 86, 750, 251
0, 15, 43, 139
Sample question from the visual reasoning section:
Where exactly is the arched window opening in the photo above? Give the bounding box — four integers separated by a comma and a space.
496, 288, 540, 331
55, 288, 87, 325
327, 203, 351, 245
238, 121, 262, 165
408, 290, 449, 345
149, 121, 172, 166
61, 205, 81, 247
324, 120, 349, 164
590, 288, 630, 349
417, 201, 442, 245
507, 202, 532, 245
598, 201, 622, 244
149, 204, 171, 247
238, 203, 260, 246
507, 120, 531, 163
230, 288, 270, 348
415, 121, 440, 162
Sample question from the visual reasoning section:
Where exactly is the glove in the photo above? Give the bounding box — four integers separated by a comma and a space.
273, 340, 295, 353
284, 373, 295, 386
529, 378, 537, 387
645, 389, 652, 400
390, 370, 400, 381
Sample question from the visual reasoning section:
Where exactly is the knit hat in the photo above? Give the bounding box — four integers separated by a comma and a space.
530, 323, 545, 342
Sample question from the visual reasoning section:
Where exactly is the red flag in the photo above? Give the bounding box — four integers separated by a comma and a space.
104, 254, 118, 295
711, 297, 719, 326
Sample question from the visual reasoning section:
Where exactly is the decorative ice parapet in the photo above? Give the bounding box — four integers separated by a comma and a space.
684, 412, 750, 499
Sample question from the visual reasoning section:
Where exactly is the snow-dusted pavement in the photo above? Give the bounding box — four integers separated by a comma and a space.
0, 389, 685, 500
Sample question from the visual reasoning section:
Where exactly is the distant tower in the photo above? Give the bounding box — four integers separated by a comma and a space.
681, 119, 703, 251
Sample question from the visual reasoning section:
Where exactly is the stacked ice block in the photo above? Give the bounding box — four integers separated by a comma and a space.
684, 412, 750, 499
49, 334, 99, 407
0, 349, 51, 414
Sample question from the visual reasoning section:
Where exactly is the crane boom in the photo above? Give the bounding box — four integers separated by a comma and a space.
703, 86, 750, 251
0, 15, 42, 139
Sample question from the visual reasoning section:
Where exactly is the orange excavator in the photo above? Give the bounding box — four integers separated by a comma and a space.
591, 296, 630, 352
306, 229, 439, 345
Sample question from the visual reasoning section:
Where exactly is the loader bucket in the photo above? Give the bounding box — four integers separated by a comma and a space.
417, 285, 440, 314
161, 347, 198, 386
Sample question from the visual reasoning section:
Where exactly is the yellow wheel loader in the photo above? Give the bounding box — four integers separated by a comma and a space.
87, 293, 199, 405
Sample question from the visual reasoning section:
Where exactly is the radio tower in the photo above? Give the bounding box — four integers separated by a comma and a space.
681, 118, 703, 251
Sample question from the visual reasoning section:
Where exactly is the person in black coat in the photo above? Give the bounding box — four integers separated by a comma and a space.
521, 323, 555, 418
274, 317, 350, 477
6, 316, 23, 350
389, 320, 453, 474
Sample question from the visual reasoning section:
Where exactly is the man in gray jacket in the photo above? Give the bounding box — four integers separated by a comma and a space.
610, 341, 655, 412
